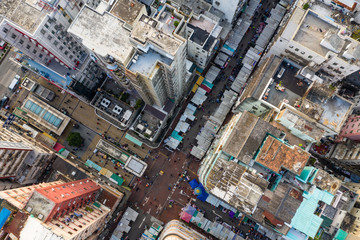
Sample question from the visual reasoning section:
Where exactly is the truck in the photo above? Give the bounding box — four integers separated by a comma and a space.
8, 75, 20, 91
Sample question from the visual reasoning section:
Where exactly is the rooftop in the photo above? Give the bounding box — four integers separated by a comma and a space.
265, 60, 311, 108
109, 0, 145, 26
306, 92, 353, 132
128, 49, 173, 76
35, 179, 100, 204
133, 105, 167, 140
131, 15, 184, 56
0, 0, 48, 34
311, 169, 341, 195
291, 187, 334, 238
0, 181, 63, 210
124, 156, 148, 177
91, 91, 134, 128
293, 10, 340, 57
68, 6, 133, 64
222, 111, 282, 165
255, 135, 310, 175
189, 16, 215, 33
157, 6, 182, 35
21, 95, 71, 136
169, 0, 211, 16
256, 182, 303, 228
276, 108, 325, 142
204, 151, 268, 214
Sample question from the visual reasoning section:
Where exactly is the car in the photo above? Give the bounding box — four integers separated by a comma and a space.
0, 96, 9, 108
0, 40, 7, 50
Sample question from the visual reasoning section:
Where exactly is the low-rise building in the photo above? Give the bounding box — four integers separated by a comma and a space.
91, 91, 136, 130
19, 95, 71, 136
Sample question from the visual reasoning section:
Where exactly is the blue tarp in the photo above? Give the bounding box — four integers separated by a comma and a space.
189, 179, 200, 189
196, 184, 209, 202
189, 179, 208, 202
0, 208, 11, 230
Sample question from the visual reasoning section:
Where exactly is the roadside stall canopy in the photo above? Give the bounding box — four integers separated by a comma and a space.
200, 84, 211, 93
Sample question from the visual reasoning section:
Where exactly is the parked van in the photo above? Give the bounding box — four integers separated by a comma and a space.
277, 67, 285, 78
9, 75, 20, 91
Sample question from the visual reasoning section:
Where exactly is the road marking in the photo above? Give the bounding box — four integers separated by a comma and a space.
186, 168, 198, 176
146, 208, 151, 214
139, 217, 146, 228
159, 151, 168, 157
142, 196, 149, 206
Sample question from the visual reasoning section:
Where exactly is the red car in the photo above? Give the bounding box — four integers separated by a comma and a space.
0, 40, 7, 50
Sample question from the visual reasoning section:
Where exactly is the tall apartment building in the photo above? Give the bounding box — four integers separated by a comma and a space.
331, 141, 360, 172
158, 219, 207, 240
0, 0, 93, 69
69, 1, 188, 107
268, 7, 360, 81
0, 179, 113, 240
0, 120, 54, 188
338, 115, 360, 141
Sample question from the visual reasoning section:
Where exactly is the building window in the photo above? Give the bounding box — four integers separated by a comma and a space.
79, 2, 84, 8
2, 28, 8, 33
340, 66, 344, 69
64, 50, 68, 55
289, 45, 294, 48
44, 24, 49, 29
54, 40, 58, 46
295, 48, 299, 51
47, 35, 52, 40
40, 29, 46, 35
301, 51, 305, 54
39, 53, 43, 58
26, 44, 31, 49
11, 34, 16, 39
308, 55, 313, 59
19, 39, 24, 45
51, 30, 55, 34
69, 55, 73, 59
59, 46, 63, 51
33, 49, 37, 54
333, 62, 338, 66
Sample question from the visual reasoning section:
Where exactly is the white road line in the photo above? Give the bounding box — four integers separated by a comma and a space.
139, 217, 146, 228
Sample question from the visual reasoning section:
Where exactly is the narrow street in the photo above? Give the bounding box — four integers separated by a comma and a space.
123, 0, 281, 239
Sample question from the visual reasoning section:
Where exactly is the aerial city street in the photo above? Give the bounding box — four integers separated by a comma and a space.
2, 0, 360, 239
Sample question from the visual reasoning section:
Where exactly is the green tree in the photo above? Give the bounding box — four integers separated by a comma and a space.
135, 99, 142, 109
303, 3, 310, 10
174, 21, 179, 27
67, 132, 83, 147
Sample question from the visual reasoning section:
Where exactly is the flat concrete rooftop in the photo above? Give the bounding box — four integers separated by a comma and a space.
131, 15, 184, 56
189, 16, 215, 33
128, 49, 173, 76
308, 94, 353, 132
110, 0, 145, 26
0, 0, 47, 34
69, 6, 133, 64
293, 10, 339, 56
